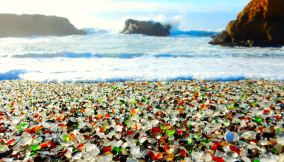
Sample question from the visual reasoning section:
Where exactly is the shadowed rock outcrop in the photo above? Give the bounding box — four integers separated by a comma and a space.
210, 0, 284, 47
121, 19, 171, 36
0, 14, 85, 37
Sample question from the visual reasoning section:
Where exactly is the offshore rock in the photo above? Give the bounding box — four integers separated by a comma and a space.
121, 19, 171, 36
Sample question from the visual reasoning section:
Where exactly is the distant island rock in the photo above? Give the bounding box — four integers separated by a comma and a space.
210, 0, 284, 47
121, 19, 171, 36
0, 14, 85, 37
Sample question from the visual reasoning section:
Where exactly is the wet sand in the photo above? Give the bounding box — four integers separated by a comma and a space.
0, 80, 283, 161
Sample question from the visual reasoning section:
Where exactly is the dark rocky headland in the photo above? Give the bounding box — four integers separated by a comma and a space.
210, 0, 284, 47
0, 14, 85, 37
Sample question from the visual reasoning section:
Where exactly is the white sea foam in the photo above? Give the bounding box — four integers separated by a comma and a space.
0, 31, 283, 82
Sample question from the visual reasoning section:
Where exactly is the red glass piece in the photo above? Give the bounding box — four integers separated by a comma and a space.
152, 127, 162, 134
102, 146, 112, 153
230, 145, 240, 155
212, 156, 225, 162
180, 149, 187, 157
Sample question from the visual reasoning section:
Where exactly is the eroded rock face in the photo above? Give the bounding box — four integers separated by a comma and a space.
210, 0, 284, 47
0, 14, 85, 37
121, 19, 171, 36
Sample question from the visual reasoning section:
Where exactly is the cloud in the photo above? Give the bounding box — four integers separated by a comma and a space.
0, 0, 249, 29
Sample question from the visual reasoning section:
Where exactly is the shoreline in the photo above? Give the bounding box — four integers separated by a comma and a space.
0, 80, 283, 161
1, 79, 284, 83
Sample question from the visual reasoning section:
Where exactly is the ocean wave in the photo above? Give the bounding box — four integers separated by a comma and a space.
82, 28, 111, 35
3, 70, 248, 82
81, 27, 217, 37
199, 75, 247, 81
170, 29, 217, 37
1, 55, 284, 81
9, 52, 145, 59
8, 72, 284, 82
6, 52, 284, 59
11, 52, 94, 59
0, 69, 26, 80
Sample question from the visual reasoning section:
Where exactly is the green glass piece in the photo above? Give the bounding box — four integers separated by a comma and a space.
274, 98, 281, 103
203, 138, 210, 144
113, 146, 120, 155
187, 122, 191, 128
166, 129, 175, 137
63, 134, 70, 142
136, 139, 141, 146
97, 98, 103, 103
251, 102, 257, 107
71, 122, 79, 130
187, 137, 192, 144
124, 119, 130, 127
270, 147, 278, 154
186, 148, 192, 155
112, 86, 118, 90
241, 95, 247, 100
120, 148, 127, 155
253, 159, 260, 162
254, 116, 262, 123
130, 100, 137, 105
17, 122, 28, 131
30, 145, 41, 151
120, 100, 126, 105
30, 151, 38, 157
223, 120, 230, 127
275, 128, 281, 134
233, 102, 239, 108
156, 105, 161, 109
0, 145, 5, 152
193, 133, 201, 139
160, 125, 167, 131
141, 98, 147, 103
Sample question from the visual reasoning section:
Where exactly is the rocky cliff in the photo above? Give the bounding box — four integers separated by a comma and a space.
0, 14, 85, 37
121, 19, 171, 36
210, 0, 284, 47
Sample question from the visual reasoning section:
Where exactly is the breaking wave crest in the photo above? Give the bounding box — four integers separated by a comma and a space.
5, 52, 284, 59
170, 29, 217, 37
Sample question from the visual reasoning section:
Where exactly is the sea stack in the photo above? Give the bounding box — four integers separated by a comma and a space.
121, 19, 171, 36
0, 14, 85, 37
210, 0, 284, 47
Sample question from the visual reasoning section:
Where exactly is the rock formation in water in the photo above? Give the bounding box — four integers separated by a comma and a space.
210, 0, 284, 47
0, 14, 85, 37
121, 19, 171, 36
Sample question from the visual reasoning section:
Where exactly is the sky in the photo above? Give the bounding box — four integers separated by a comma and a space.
0, 0, 249, 31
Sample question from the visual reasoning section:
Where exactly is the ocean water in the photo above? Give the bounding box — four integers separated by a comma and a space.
0, 29, 284, 82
